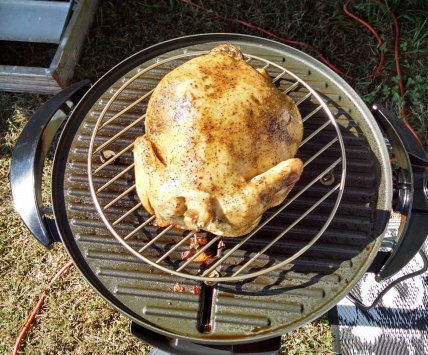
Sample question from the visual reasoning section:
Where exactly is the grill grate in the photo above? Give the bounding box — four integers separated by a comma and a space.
86, 50, 347, 283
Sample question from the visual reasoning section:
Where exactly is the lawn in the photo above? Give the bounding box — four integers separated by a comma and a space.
1, 1, 427, 354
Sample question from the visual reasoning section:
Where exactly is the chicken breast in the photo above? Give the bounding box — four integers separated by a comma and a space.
133, 44, 303, 237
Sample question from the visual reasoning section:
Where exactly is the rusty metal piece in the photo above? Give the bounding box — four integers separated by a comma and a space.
320, 169, 335, 186
203, 270, 219, 286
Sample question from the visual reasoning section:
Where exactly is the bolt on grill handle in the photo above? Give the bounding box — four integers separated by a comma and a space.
371, 103, 428, 281
10, 80, 91, 248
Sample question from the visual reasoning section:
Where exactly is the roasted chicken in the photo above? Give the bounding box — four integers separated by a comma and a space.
134, 44, 303, 237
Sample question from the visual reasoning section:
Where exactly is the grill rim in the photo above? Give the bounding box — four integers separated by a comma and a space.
51, 33, 392, 345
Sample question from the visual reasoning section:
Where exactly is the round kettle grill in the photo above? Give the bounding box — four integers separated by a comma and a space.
10, 34, 428, 354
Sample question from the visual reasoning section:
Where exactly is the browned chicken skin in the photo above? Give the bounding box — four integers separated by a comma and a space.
133, 44, 303, 237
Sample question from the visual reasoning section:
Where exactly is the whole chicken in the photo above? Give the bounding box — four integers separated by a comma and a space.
133, 44, 303, 237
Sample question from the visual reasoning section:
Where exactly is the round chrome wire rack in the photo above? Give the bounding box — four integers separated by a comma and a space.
87, 49, 346, 283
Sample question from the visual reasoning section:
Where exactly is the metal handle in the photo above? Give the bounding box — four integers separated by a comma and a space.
347, 248, 428, 311
371, 103, 428, 280
10, 80, 91, 249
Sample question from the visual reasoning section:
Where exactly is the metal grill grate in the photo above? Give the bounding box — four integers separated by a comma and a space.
87, 50, 346, 283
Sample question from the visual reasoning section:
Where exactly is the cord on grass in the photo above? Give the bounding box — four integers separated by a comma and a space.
181, 0, 422, 144
12, 260, 74, 355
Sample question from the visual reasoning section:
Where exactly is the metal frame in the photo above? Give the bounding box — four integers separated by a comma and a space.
0, 0, 99, 94
87, 50, 347, 283
0, 0, 72, 43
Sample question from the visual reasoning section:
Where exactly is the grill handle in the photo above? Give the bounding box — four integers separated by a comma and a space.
10, 80, 91, 249
371, 103, 428, 280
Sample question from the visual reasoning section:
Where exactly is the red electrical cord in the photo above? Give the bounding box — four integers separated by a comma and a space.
12, 260, 74, 355
182, 0, 384, 80
342, 0, 385, 79
181, 0, 422, 144
347, 0, 421, 144
366, 1, 422, 144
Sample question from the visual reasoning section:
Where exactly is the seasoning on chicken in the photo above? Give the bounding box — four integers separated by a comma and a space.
134, 44, 303, 237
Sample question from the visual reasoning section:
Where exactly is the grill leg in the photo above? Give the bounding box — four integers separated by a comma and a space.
131, 321, 281, 355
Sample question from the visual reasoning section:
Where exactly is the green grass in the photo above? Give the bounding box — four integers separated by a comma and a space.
1, 0, 427, 354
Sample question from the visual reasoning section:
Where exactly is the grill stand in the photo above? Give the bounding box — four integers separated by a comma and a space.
130, 322, 282, 355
